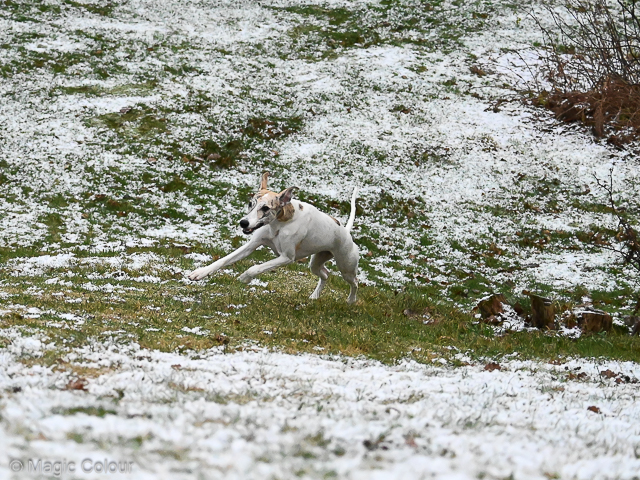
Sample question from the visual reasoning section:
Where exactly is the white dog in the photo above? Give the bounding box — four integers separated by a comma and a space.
188, 172, 360, 304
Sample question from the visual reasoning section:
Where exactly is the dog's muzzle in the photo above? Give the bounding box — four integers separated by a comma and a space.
240, 221, 264, 235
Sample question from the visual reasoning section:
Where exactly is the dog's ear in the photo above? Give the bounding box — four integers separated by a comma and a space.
260, 172, 269, 190
277, 187, 297, 206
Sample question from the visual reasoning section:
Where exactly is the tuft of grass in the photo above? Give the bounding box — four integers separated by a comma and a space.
91, 106, 168, 139
63, 0, 116, 17
56, 406, 117, 417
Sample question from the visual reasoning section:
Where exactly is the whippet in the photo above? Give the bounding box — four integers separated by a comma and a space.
187, 173, 360, 304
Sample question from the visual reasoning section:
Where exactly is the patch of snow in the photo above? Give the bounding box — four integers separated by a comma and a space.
1, 343, 639, 478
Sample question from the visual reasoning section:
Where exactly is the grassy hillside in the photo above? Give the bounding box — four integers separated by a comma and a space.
1, 0, 639, 363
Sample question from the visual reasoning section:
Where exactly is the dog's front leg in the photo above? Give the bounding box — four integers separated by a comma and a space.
237, 253, 294, 284
188, 240, 260, 281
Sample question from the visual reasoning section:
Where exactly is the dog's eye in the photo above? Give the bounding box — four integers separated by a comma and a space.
260, 206, 270, 212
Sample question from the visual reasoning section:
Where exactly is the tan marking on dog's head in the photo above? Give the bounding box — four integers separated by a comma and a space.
248, 187, 279, 209
256, 190, 278, 203
298, 204, 304, 211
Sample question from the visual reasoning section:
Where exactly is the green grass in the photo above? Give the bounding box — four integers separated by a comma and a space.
1, 253, 638, 366
56, 406, 117, 417
268, 0, 492, 61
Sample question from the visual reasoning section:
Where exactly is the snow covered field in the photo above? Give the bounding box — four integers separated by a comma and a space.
1, 0, 640, 478
2, 336, 640, 480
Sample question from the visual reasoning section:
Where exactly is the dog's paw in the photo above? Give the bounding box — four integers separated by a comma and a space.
187, 268, 209, 281
238, 272, 253, 284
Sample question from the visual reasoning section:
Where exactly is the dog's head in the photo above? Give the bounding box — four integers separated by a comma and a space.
239, 172, 297, 234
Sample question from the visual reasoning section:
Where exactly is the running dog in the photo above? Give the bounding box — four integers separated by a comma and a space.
187, 172, 359, 304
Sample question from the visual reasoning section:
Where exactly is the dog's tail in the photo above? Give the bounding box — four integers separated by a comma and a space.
345, 186, 358, 233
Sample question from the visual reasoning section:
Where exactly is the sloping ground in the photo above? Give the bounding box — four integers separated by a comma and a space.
0, 0, 637, 309
1, 337, 640, 479
1, 0, 640, 478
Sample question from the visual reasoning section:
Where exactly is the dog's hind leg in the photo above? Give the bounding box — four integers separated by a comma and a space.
309, 251, 334, 300
342, 271, 358, 304
335, 246, 359, 304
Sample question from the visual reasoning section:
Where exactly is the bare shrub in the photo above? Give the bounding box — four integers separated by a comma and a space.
533, 0, 640, 145
594, 169, 640, 275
